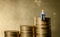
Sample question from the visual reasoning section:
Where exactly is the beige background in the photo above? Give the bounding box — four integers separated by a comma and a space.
0, 0, 60, 37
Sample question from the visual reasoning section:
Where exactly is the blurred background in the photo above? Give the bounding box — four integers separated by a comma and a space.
0, 0, 60, 37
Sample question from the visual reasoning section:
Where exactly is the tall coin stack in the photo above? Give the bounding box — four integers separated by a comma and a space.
35, 17, 51, 37
4, 31, 19, 37
20, 25, 34, 37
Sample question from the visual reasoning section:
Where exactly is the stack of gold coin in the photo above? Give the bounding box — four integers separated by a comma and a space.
35, 17, 51, 37
20, 25, 34, 37
4, 30, 19, 37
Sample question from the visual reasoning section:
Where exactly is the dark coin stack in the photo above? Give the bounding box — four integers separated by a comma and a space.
20, 25, 34, 37
36, 17, 51, 37
4, 31, 19, 37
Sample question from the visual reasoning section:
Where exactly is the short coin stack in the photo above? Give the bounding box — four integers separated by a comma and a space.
4, 31, 19, 37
